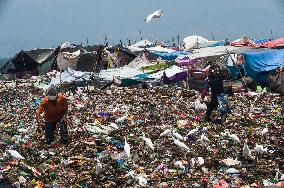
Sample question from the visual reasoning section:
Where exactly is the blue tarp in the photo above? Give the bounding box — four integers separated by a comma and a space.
153, 51, 189, 61
254, 39, 270, 44
242, 49, 284, 85
209, 41, 226, 47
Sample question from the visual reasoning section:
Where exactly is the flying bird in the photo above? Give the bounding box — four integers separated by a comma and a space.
145, 10, 163, 22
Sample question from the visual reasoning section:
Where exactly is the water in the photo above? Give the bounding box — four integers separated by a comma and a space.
0, 58, 9, 68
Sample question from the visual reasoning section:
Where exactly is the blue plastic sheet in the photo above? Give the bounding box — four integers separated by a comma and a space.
242, 49, 284, 85
153, 51, 189, 61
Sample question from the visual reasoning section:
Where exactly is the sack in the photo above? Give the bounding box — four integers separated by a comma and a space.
217, 94, 231, 114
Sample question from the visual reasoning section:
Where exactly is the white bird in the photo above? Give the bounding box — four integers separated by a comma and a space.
228, 134, 241, 143
109, 122, 119, 129
145, 10, 163, 22
197, 133, 210, 143
124, 137, 131, 158
243, 142, 252, 159
191, 157, 205, 167
95, 159, 103, 174
116, 115, 128, 123
254, 144, 268, 154
187, 128, 198, 136
7, 150, 25, 160
172, 130, 185, 141
137, 175, 148, 187
261, 126, 269, 136
174, 160, 185, 171
160, 129, 171, 137
142, 133, 154, 150
172, 136, 190, 151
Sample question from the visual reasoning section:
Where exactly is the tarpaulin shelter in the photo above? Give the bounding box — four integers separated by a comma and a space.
0, 51, 40, 78
0, 48, 63, 78
57, 45, 106, 73
26, 48, 59, 74
261, 38, 284, 49
242, 49, 284, 85
183, 35, 217, 50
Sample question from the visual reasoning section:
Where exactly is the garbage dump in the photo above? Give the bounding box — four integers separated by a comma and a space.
0, 82, 284, 187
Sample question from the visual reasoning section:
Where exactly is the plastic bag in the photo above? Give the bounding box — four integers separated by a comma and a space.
217, 94, 231, 114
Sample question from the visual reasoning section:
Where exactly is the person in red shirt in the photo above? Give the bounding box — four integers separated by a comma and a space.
36, 85, 69, 145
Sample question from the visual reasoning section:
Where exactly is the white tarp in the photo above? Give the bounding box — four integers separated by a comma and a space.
146, 46, 175, 53
190, 46, 240, 58
36, 68, 92, 90
127, 53, 154, 69
128, 40, 154, 52
148, 65, 185, 79
60, 42, 76, 49
99, 67, 143, 81
183, 35, 217, 50
132, 40, 153, 47
62, 50, 81, 59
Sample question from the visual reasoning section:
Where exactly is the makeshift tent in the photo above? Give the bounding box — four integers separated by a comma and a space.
57, 45, 107, 72
242, 49, 284, 85
183, 35, 217, 50
162, 71, 187, 84
0, 51, 39, 77
261, 38, 284, 48
26, 48, 59, 74
132, 40, 153, 47
127, 53, 154, 69
190, 46, 240, 58
36, 68, 92, 90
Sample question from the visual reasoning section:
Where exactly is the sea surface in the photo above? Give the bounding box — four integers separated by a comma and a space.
0, 58, 9, 68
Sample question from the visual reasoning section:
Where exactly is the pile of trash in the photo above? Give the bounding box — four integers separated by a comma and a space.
0, 82, 284, 187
